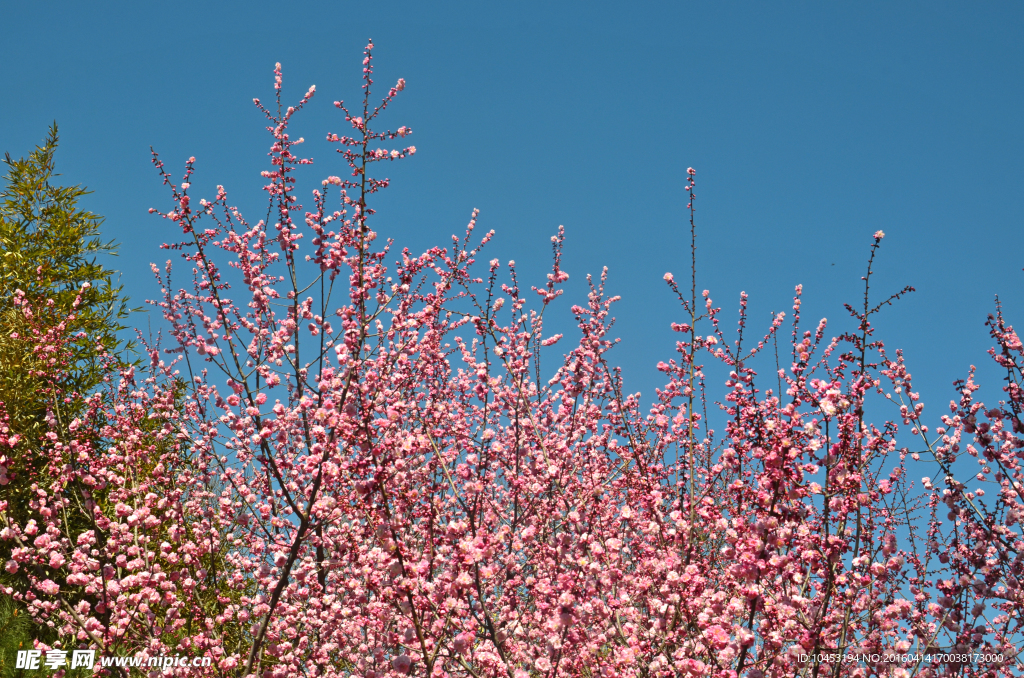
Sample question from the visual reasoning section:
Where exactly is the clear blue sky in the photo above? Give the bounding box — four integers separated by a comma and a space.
3, 1, 1023, 418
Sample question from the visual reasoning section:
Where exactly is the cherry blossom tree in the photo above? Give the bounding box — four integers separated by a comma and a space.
1, 41, 1022, 678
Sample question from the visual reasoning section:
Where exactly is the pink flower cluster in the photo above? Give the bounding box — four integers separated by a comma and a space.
2, 43, 1022, 678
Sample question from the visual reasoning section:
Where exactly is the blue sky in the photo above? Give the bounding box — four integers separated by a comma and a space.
3, 1, 1024, 422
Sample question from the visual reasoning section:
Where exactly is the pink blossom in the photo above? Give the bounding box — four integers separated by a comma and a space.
0, 43, 1014, 678
392, 654, 412, 674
